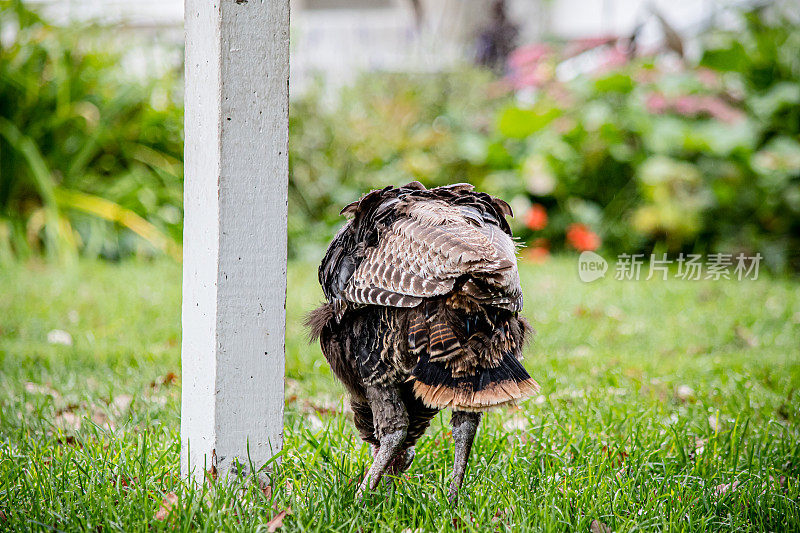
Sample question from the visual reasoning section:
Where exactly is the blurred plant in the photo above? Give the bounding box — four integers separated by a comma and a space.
287, 69, 511, 259
493, 3, 800, 271
289, 4, 799, 270
0, 0, 183, 262
2, 1, 798, 272
631, 156, 708, 249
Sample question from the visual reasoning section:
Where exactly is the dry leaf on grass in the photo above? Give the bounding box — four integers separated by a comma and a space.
204, 464, 217, 483
154, 492, 179, 521
734, 325, 758, 347
675, 385, 695, 402
450, 514, 478, 530
24, 382, 60, 398
590, 519, 612, 533
265, 508, 291, 532
150, 372, 178, 389
53, 395, 134, 433
90, 410, 114, 431
714, 481, 741, 497
492, 508, 511, 523
111, 394, 133, 415
55, 410, 82, 431
502, 416, 528, 432
301, 399, 340, 416
111, 474, 134, 490
47, 329, 73, 346
206, 451, 218, 483
260, 480, 272, 499
601, 445, 629, 466
56, 435, 79, 446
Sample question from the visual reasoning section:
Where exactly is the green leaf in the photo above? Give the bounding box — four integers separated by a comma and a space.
748, 82, 800, 119
752, 136, 800, 183
0, 116, 62, 257
594, 73, 634, 93
642, 117, 688, 155
700, 41, 748, 72
687, 120, 758, 156
497, 106, 560, 139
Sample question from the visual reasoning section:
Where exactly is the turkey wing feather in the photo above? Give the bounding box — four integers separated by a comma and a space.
342, 201, 519, 307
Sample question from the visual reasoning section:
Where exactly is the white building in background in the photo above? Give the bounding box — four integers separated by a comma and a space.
26, 0, 766, 94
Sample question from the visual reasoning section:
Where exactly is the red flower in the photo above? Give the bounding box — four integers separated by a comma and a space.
566, 223, 600, 251
524, 204, 548, 231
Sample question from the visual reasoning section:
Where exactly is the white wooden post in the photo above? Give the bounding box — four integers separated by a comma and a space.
181, 0, 289, 482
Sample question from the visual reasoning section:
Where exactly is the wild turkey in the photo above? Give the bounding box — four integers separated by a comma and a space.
307, 181, 539, 502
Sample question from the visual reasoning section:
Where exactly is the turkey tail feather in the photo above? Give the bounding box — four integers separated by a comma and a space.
412, 351, 539, 411
428, 320, 462, 361
409, 300, 537, 411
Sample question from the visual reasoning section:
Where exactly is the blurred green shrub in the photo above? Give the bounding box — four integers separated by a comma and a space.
0, 0, 183, 262
288, 69, 511, 259
289, 7, 800, 270
493, 6, 800, 271
2, 1, 798, 272
295, 8, 799, 270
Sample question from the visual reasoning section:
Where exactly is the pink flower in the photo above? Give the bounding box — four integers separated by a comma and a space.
696, 68, 720, 89
515, 69, 547, 88
508, 44, 552, 70
675, 95, 701, 115
544, 82, 575, 107
645, 92, 669, 114
645, 92, 744, 123
507, 44, 555, 89
509, 62, 554, 89
563, 36, 617, 58
595, 46, 629, 73
701, 96, 745, 123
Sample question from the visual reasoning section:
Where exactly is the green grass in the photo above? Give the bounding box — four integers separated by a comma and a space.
1, 257, 799, 531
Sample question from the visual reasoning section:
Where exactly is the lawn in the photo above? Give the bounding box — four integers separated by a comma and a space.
1, 257, 799, 531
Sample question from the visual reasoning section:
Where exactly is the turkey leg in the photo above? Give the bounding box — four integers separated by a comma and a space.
356, 385, 408, 499
449, 410, 481, 504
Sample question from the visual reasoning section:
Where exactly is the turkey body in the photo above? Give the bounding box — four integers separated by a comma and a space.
307, 181, 539, 501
